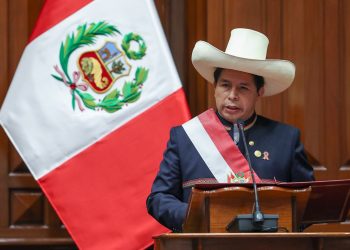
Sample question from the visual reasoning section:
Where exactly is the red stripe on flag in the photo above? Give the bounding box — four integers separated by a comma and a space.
38, 89, 190, 249
29, 0, 92, 42
198, 109, 261, 182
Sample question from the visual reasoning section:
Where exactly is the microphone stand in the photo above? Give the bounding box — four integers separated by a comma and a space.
226, 119, 278, 232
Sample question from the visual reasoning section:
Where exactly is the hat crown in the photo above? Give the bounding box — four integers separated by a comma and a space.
225, 28, 269, 60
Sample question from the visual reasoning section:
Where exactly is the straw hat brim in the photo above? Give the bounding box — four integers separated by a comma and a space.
192, 41, 296, 96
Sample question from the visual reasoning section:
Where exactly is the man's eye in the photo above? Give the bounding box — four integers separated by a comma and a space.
219, 82, 229, 88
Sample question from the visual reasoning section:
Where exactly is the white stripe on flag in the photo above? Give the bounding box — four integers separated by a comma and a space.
0, 0, 181, 180
0, 0, 190, 248
182, 117, 233, 183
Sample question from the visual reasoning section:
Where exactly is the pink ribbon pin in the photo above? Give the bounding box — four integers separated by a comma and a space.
263, 151, 269, 160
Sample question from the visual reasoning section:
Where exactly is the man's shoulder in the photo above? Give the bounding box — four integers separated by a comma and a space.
168, 125, 188, 141
256, 115, 299, 133
170, 124, 185, 132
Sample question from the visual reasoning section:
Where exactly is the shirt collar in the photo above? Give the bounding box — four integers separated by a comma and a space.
215, 111, 257, 131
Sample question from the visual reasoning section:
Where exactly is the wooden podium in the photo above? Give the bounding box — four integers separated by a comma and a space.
183, 185, 310, 233
154, 232, 350, 250
154, 179, 350, 250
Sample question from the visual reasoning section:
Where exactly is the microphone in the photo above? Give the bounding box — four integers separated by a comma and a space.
237, 119, 264, 225
226, 119, 278, 232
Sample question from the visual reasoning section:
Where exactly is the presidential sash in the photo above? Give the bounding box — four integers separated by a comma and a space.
182, 109, 261, 183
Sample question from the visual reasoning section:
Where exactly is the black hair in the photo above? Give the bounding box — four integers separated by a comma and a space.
213, 67, 265, 92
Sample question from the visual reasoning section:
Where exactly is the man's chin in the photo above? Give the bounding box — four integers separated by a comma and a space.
221, 112, 242, 123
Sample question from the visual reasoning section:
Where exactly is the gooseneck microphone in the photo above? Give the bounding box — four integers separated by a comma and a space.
226, 119, 278, 232
237, 119, 264, 225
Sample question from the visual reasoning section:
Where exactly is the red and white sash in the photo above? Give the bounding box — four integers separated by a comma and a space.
182, 109, 261, 183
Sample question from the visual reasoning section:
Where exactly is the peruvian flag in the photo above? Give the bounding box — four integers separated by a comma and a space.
0, 0, 190, 249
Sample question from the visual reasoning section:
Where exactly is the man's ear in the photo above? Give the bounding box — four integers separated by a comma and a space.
258, 86, 265, 97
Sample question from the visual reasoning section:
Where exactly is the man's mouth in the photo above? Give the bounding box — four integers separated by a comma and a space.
225, 105, 240, 111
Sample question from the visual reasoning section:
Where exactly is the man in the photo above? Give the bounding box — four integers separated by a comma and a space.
146, 28, 314, 232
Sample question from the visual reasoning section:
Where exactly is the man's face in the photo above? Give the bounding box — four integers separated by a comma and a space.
214, 69, 264, 123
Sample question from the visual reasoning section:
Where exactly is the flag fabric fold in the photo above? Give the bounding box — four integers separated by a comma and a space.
0, 0, 190, 249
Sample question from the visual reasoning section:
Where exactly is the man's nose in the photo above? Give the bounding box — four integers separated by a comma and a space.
228, 88, 238, 100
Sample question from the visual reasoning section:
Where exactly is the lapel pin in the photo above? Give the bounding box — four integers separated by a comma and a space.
254, 150, 262, 158
263, 151, 270, 160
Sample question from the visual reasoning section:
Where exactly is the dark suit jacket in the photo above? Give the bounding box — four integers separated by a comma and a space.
146, 113, 314, 232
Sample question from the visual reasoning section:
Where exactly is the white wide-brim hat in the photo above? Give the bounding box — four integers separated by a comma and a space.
191, 28, 295, 96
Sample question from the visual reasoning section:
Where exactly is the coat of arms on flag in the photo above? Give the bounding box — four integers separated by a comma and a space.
52, 21, 149, 113
79, 41, 132, 93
